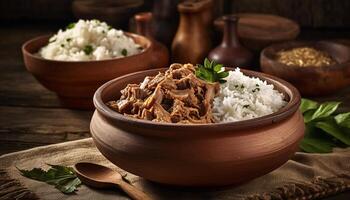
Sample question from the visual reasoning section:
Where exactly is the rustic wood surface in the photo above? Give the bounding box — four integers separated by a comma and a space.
0, 22, 349, 199
229, 0, 350, 27
2, 0, 350, 28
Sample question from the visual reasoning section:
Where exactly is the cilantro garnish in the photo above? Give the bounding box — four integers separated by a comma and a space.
83, 45, 93, 55
195, 58, 229, 83
66, 23, 76, 30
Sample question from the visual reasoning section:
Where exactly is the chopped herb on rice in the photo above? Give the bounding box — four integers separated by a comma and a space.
39, 19, 142, 61
213, 68, 287, 122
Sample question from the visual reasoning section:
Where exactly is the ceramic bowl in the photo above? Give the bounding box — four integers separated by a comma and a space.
261, 41, 350, 96
214, 13, 300, 51
90, 68, 305, 187
22, 33, 158, 109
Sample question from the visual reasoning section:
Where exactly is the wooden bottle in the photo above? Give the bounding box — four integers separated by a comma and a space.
171, 1, 212, 64
134, 12, 169, 68
208, 15, 253, 68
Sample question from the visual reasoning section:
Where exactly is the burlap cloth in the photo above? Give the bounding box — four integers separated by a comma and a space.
0, 138, 349, 200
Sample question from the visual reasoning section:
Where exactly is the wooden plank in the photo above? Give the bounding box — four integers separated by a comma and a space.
229, 0, 350, 28
0, 106, 92, 155
0, 0, 73, 21
0, 24, 67, 108
0, 106, 91, 134
0, 63, 63, 108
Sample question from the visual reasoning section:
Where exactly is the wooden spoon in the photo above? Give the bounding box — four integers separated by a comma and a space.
74, 162, 151, 200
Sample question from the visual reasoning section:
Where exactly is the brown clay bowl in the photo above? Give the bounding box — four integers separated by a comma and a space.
261, 40, 350, 96
90, 68, 305, 187
22, 33, 157, 109
214, 13, 300, 51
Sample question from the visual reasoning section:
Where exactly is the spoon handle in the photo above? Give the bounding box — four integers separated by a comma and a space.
116, 181, 152, 200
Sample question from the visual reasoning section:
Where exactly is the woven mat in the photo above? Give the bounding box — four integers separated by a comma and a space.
0, 138, 349, 200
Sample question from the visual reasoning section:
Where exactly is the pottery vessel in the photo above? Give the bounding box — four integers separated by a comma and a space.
90, 68, 304, 186
208, 15, 253, 68
134, 12, 169, 68
171, 1, 212, 64
261, 40, 350, 96
151, 0, 181, 48
214, 13, 300, 51
22, 33, 158, 109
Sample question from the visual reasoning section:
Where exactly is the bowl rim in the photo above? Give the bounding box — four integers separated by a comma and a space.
22, 32, 152, 63
261, 40, 350, 69
93, 67, 301, 131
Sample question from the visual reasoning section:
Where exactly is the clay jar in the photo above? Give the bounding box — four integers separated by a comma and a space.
152, 0, 180, 48
134, 12, 169, 68
171, 1, 212, 64
209, 15, 253, 68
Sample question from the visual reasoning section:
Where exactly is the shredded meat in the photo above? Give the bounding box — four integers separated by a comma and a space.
106, 63, 220, 124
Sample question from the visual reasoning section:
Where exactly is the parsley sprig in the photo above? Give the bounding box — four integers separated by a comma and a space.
195, 58, 229, 83
18, 164, 82, 194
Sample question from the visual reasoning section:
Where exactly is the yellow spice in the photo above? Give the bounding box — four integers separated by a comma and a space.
276, 47, 336, 67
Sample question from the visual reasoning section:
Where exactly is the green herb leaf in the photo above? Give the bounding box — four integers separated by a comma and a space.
217, 71, 229, 78
305, 101, 341, 123
213, 64, 223, 72
66, 23, 76, 29
18, 164, 81, 194
335, 112, 350, 129
300, 137, 334, 153
300, 98, 318, 113
83, 45, 93, 55
121, 48, 128, 56
300, 99, 350, 153
204, 58, 211, 69
315, 120, 350, 145
195, 58, 229, 84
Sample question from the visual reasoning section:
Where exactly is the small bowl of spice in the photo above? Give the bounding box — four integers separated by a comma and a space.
261, 41, 350, 96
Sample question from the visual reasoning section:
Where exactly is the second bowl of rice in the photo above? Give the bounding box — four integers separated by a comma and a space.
22, 20, 167, 109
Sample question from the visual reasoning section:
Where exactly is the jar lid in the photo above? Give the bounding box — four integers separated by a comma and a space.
215, 13, 300, 42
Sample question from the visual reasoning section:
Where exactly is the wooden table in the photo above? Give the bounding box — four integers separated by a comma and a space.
0, 22, 349, 199
0, 22, 92, 155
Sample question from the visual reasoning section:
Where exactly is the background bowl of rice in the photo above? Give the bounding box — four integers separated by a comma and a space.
22, 32, 159, 109
90, 68, 305, 187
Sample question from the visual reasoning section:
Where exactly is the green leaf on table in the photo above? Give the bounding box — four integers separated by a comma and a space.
305, 101, 341, 123
300, 98, 318, 113
334, 112, 350, 129
299, 137, 334, 153
303, 109, 316, 123
18, 164, 81, 194
315, 120, 350, 145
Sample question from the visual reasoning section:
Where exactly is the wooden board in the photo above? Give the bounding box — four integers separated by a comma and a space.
0, 106, 92, 155
229, 0, 350, 28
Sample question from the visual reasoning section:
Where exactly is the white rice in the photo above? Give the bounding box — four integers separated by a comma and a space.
213, 68, 287, 122
39, 19, 142, 61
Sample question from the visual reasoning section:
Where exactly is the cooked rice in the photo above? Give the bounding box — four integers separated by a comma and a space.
39, 19, 142, 61
213, 68, 287, 122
